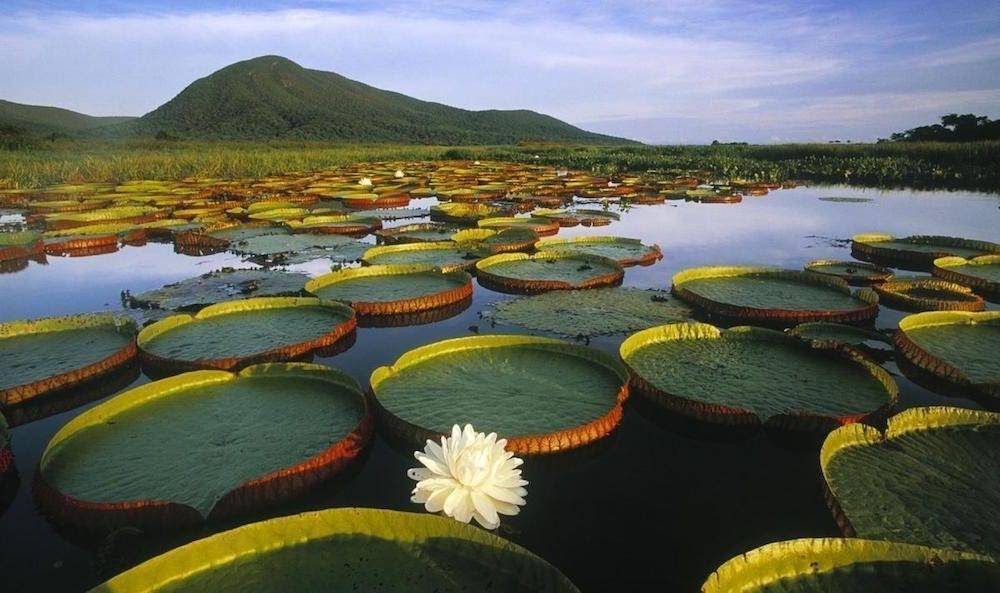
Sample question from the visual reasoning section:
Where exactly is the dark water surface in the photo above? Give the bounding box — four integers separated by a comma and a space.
1, 186, 998, 592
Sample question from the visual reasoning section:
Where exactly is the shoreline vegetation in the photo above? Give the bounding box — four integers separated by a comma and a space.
1, 139, 998, 192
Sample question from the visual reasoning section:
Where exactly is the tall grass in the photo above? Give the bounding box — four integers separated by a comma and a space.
2, 139, 998, 191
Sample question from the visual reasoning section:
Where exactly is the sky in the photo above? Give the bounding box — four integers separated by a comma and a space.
2, 0, 999, 143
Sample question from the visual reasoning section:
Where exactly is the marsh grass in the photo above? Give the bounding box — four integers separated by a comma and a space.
2, 139, 998, 191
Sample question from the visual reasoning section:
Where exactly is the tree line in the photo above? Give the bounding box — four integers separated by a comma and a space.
886, 113, 1000, 142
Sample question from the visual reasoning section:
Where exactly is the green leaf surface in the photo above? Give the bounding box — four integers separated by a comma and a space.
489, 288, 692, 337
372, 335, 626, 437
41, 365, 366, 517
621, 323, 894, 421
90, 508, 579, 593
702, 537, 999, 593
822, 407, 1000, 557
129, 268, 309, 310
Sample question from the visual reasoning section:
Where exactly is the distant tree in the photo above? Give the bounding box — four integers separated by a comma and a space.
890, 114, 1000, 142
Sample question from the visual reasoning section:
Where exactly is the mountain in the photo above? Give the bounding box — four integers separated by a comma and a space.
131, 55, 633, 144
0, 99, 135, 135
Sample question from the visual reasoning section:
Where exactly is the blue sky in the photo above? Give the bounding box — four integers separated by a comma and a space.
3, 1, 999, 143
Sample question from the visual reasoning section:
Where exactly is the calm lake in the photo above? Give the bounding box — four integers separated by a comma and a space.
2, 184, 998, 592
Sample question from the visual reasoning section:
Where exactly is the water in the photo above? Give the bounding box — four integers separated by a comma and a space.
1, 185, 998, 592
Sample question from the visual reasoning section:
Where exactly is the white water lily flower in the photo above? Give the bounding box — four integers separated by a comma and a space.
359, 177, 373, 186
394, 169, 405, 178
474, 160, 481, 165
408, 424, 528, 530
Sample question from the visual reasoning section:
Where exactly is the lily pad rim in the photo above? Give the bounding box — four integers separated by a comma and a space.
702, 536, 998, 593
39, 362, 372, 523
370, 333, 629, 455
88, 507, 580, 593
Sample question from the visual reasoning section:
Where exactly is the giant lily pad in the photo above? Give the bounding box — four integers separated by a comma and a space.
702, 537, 1000, 593
0, 231, 42, 261
339, 192, 410, 210
89, 507, 579, 592
137, 297, 356, 376
672, 266, 879, 327
932, 255, 1000, 302
305, 264, 473, 316
350, 207, 428, 220
874, 279, 985, 312
805, 259, 893, 286
371, 335, 629, 454
476, 252, 624, 294
852, 234, 1000, 270
452, 227, 538, 254
43, 206, 167, 231
361, 241, 485, 272
487, 288, 692, 337
36, 364, 372, 531
128, 268, 309, 311
788, 322, 893, 360
620, 323, 896, 431
535, 236, 662, 267
893, 311, 999, 400
285, 215, 381, 235
477, 216, 560, 237
232, 233, 366, 264
821, 406, 1000, 556
1, 314, 137, 408
376, 223, 460, 244
430, 202, 504, 223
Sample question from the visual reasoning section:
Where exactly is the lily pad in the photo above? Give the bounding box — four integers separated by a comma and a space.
672, 266, 879, 327
894, 311, 999, 400
231, 233, 366, 264
88, 507, 579, 592
128, 268, 309, 311
1, 314, 137, 408
0, 231, 43, 263
361, 241, 485, 272
43, 206, 167, 231
285, 215, 381, 235
932, 255, 1000, 302
452, 227, 538, 253
137, 297, 356, 376
804, 259, 894, 285
340, 192, 410, 210
371, 335, 628, 454
874, 279, 985, 312
430, 202, 504, 223
788, 322, 893, 358
487, 288, 692, 337
476, 252, 624, 294
620, 322, 896, 431
535, 236, 662, 267
477, 216, 560, 237
351, 207, 429, 220
305, 264, 473, 316
821, 406, 1000, 556
852, 234, 1000, 270
376, 223, 460, 244
702, 537, 1000, 593
36, 363, 372, 530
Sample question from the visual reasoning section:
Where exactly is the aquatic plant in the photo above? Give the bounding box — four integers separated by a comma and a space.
408, 424, 527, 529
